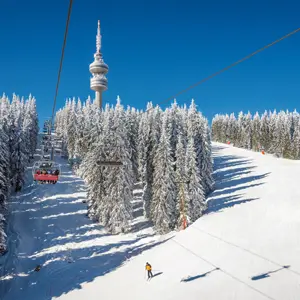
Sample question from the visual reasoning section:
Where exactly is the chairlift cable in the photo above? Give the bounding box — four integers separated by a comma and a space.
192, 226, 300, 277
172, 238, 276, 300
50, 0, 73, 131
146, 27, 300, 112
36, 0, 73, 183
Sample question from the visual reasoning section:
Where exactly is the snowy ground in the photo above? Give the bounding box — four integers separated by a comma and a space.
0, 139, 170, 300
1, 142, 300, 300
58, 143, 300, 300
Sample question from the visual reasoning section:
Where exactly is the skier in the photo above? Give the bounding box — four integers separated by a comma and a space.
145, 262, 153, 279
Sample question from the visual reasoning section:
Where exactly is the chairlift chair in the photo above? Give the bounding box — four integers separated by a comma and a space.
42, 135, 50, 141
42, 154, 51, 160
96, 145, 124, 167
32, 161, 61, 184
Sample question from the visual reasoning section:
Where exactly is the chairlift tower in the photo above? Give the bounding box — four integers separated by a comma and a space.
177, 179, 189, 230
89, 20, 109, 109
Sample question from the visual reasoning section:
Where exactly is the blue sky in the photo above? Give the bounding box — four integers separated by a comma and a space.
1, 0, 299, 123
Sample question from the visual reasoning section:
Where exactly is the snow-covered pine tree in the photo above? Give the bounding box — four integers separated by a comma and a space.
80, 97, 94, 156
252, 112, 261, 151
290, 111, 300, 159
211, 114, 223, 142
292, 116, 300, 159
267, 110, 277, 153
139, 103, 155, 219
187, 100, 213, 194
168, 99, 183, 162
227, 113, 238, 144
137, 111, 149, 183
104, 97, 133, 233
80, 108, 109, 221
244, 112, 252, 150
259, 111, 270, 151
125, 106, 139, 182
186, 135, 206, 222
73, 98, 85, 159
151, 109, 176, 233
66, 98, 77, 159
174, 134, 189, 228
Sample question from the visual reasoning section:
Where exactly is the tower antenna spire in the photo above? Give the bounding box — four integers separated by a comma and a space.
96, 20, 101, 54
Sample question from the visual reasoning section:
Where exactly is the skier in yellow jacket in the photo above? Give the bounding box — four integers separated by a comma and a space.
145, 262, 153, 279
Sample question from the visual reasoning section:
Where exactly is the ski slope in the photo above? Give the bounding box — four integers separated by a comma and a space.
1, 142, 300, 300
58, 143, 300, 300
0, 141, 170, 299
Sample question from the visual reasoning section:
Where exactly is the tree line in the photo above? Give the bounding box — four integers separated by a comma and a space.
0, 93, 39, 254
212, 110, 300, 159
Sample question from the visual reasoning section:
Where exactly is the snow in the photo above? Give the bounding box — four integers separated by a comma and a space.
1, 141, 300, 299
0, 141, 169, 299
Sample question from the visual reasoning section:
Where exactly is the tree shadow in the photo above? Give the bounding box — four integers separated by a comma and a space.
0, 154, 169, 300
205, 194, 259, 214
206, 148, 270, 213
130, 189, 153, 233
130, 220, 153, 233
181, 267, 219, 282
251, 265, 290, 281
215, 166, 256, 181
216, 173, 270, 191
2, 236, 172, 300
212, 145, 226, 151
211, 181, 265, 198
213, 155, 253, 169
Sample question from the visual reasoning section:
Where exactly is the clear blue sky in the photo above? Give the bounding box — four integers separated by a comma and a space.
1, 0, 299, 123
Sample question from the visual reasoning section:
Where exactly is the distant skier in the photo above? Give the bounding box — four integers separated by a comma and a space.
145, 262, 153, 279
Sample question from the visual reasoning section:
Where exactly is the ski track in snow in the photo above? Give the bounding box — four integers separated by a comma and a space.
1, 141, 300, 299
0, 139, 170, 300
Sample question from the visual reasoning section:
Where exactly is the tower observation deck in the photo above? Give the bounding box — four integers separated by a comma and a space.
89, 20, 108, 108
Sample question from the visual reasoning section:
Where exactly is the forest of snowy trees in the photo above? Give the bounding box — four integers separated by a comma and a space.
55, 97, 214, 234
0, 93, 39, 254
212, 110, 300, 159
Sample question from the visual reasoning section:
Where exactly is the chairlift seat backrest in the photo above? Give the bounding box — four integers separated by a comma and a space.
97, 161, 123, 166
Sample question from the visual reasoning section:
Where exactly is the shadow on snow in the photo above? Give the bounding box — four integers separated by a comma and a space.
0, 155, 169, 300
205, 147, 270, 214
251, 265, 290, 281
181, 268, 219, 282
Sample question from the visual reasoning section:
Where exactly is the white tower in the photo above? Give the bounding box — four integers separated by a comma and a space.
89, 20, 108, 108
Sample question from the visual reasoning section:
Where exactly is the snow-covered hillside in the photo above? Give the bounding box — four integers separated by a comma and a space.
59, 142, 300, 300
0, 142, 170, 299
1, 142, 300, 300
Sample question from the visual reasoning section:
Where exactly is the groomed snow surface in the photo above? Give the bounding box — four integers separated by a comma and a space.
1, 142, 300, 300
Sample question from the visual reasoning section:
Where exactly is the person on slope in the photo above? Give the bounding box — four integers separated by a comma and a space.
145, 262, 153, 279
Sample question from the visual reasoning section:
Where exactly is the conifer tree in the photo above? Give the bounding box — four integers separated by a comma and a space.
151, 111, 176, 233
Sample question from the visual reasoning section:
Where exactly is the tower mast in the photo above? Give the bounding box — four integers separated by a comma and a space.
89, 20, 108, 108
